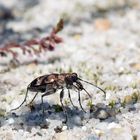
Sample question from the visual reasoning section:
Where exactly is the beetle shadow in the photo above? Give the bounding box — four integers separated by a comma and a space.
3, 102, 117, 129
3, 99, 137, 130
8, 102, 88, 129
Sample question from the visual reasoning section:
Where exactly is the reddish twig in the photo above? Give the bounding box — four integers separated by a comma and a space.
0, 19, 64, 63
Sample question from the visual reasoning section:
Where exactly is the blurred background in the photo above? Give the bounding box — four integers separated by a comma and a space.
0, 1, 140, 139
0, 0, 140, 45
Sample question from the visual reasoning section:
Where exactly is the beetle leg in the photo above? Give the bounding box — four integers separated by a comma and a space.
27, 92, 38, 105
41, 89, 56, 116
41, 94, 45, 116
78, 90, 86, 113
82, 88, 92, 102
73, 84, 86, 113
60, 89, 68, 123
68, 89, 77, 109
11, 88, 29, 111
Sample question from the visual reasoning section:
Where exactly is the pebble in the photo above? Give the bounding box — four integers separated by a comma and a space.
95, 122, 108, 130
95, 108, 110, 120
54, 126, 62, 133
94, 18, 111, 31
6, 118, 15, 125
94, 129, 104, 136
72, 116, 82, 126
123, 95, 135, 105
83, 112, 90, 120
107, 122, 121, 130
82, 126, 87, 131
18, 129, 24, 135
62, 125, 67, 131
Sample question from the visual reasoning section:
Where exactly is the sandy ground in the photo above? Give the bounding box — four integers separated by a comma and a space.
0, 0, 140, 140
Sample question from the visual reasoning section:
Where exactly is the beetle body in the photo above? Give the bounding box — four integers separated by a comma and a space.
27, 73, 79, 92
11, 72, 106, 123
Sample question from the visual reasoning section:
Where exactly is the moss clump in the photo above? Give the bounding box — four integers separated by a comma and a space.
130, 82, 137, 89
53, 104, 63, 112
87, 100, 93, 108
19, 89, 26, 95
104, 85, 118, 91
132, 91, 140, 103
64, 99, 70, 106
109, 100, 116, 108
133, 135, 137, 140
0, 108, 6, 117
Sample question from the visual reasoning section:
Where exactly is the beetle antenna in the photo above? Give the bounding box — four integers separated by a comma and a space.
11, 89, 29, 111
78, 78, 106, 95
82, 88, 92, 98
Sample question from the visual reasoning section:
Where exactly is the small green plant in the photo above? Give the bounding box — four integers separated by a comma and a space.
0, 108, 6, 117
130, 82, 137, 89
132, 91, 140, 103
133, 135, 137, 140
121, 100, 126, 108
105, 85, 118, 91
68, 66, 73, 73
64, 99, 70, 106
53, 104, 63, 112
87, 100, 93, 108
109, 100, 116, 108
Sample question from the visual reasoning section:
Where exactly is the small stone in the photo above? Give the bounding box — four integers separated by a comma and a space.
36, 132, 42, 136
94, 129, 104, 136
18, 129, 24, 135
123, 95, 135, 105
107, 108, 117, 117
40, 121, 49, 129
94, 18, 111, 31
95, 122, 108, 130
130, 63, 140, 71
82, 126, 87, 131
62, 125, 67, 131
54, 126, 62, 133
90, 105, 98, 113
95, 108, 110, 120
83, 111, 90, 119
72, 116, 82, 126
7, 118, 15, 124
107, 122, 121, 130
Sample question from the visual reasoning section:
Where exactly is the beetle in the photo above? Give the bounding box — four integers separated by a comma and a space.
11, 73, 106, 123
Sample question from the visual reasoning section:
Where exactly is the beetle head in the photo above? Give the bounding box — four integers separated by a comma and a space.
70, 73, 78, 82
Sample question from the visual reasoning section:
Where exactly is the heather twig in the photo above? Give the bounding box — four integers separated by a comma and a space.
0, 19, 64, 64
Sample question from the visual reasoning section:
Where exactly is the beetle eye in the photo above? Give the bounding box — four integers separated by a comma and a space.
72, 75, 77, 82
